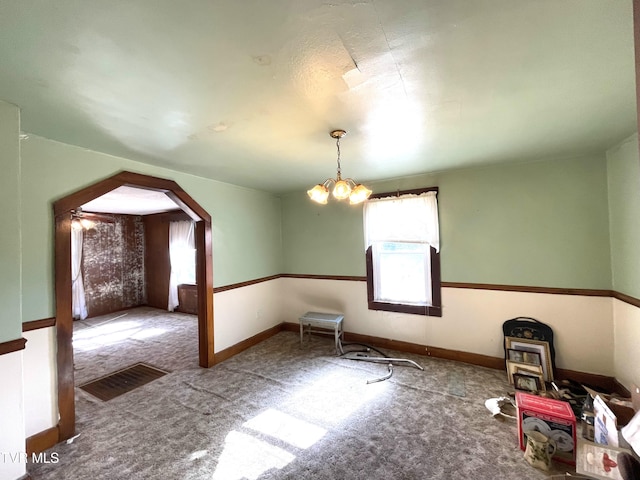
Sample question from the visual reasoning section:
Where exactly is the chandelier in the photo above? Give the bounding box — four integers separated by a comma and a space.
307, 130, 372, 205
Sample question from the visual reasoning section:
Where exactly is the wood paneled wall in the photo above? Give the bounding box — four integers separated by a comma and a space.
81, 214, 146, 317
144, 211, 190, 310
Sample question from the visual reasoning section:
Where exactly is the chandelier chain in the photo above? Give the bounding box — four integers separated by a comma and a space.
335, 136, 342, 179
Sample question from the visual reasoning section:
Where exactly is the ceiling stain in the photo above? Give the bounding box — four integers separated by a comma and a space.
208, 122, 229, 133
252, 55, 272, 66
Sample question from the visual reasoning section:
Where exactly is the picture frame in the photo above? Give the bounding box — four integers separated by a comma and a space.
506, 360, 544, 385
513, 372, 541, 392
505, 336, 554, 382
507, 348, 541, 366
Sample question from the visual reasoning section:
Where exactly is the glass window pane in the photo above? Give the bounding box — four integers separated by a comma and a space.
373, 242, 431, 305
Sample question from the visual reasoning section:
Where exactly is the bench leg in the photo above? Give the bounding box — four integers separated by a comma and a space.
299, 322, 304, 347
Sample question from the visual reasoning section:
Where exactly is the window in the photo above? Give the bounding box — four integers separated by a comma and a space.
168, 220, 196, 311
364, 188, 441, 316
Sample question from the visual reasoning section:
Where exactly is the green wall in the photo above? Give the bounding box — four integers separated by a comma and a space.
282, 153, 612, 289
9, 121, 631, 324
607, 134, 640, 299
20, 135, 282, 322
0, 101, 22, 342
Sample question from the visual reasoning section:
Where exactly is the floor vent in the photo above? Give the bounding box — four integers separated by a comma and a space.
79, 363, 169, 401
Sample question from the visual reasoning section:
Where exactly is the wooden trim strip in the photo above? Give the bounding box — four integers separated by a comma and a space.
0, 337, 27, 356
23, 317, 56, 332
196, 220, 215, 368
214, 274, 640, 309
26, 425, 60, 455
214, 275, 281, 293
282, 322, 626, 394
54, 171, 216, 442
280, 273, 367, 282
442, 282, 611, 297
612, 290, 640, 309
214, 323, 283, 364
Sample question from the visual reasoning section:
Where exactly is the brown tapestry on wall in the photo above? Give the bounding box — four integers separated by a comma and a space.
82, 214, 146, 318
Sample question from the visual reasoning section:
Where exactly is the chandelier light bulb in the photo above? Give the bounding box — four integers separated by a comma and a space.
332, 180, 351, 199
349, 184, 372, 204
307, 129, 372, 205
307, 184, 329, 204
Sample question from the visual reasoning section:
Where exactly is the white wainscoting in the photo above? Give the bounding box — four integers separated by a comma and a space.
213, 278, 284, 353
613, 298, 640, 390
23, 327, 58, 437
0, 348, 27, 480
280, 277, 615, 377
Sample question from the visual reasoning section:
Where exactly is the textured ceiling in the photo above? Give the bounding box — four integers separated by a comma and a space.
0, 0, 636, 194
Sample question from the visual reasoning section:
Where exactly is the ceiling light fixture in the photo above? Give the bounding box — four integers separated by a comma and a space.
71, 208, 96, 230
307, 130, 372, 205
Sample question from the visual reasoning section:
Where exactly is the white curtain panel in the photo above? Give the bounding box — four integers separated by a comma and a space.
363, 191, 439, 251
71, 226, 88, 320
168, 220, 195, 311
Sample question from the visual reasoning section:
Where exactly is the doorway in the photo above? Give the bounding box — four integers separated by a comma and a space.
54, 171, 214, 441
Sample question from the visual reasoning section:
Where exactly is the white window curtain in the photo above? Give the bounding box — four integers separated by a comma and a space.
71, 225, 88, 320
168, 220, 195, 312
364, 191, 439, 305
363, 191, 439, 252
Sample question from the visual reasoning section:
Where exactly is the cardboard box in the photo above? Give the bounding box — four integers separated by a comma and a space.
586, 386, 637, 449
576, 438, 635, 480
516, 391, 577, 465
595, 395, 623, 447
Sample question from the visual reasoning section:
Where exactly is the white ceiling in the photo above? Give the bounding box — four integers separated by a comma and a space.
81, 186, 180, 215
0, 1, 636, 194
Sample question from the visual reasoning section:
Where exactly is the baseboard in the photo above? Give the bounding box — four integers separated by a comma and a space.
281, 322, 625, 394
213, 323, 284, 364
26, 425, 59, 455
281, 322, 299, 333
614, 377, 632, 398
554, 368, 629, 396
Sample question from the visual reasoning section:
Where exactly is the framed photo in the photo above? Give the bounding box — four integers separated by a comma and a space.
507, 348, 541, 366
506, 361, 544, 386
513, 373, 541, 392
507, 348, 524, 363
506, 337, 553, 382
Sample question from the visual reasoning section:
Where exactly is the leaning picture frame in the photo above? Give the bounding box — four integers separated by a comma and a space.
505, 337, 553, 382
513, 372, 541, 392
506, 361, 544, 386
507, 348, 541, 366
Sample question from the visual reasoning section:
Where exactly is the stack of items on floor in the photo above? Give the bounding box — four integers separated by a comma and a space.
503, 317, 556, 396
513, 383, 640, 477
573, 386, 640, 479
516, 391, 577, 470
501, 317, 640, 476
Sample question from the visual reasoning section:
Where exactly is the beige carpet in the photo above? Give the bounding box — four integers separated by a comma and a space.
28, 307, 574, 479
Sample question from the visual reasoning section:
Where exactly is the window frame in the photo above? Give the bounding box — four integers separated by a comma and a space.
364, 187, 442, 317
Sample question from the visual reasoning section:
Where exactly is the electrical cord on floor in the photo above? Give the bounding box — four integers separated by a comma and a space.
338, 339, 423, 383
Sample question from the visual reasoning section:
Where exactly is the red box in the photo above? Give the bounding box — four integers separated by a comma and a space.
516, 391, 577, 465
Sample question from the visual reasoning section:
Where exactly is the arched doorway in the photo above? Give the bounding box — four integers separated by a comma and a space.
53, 171, 214, 441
